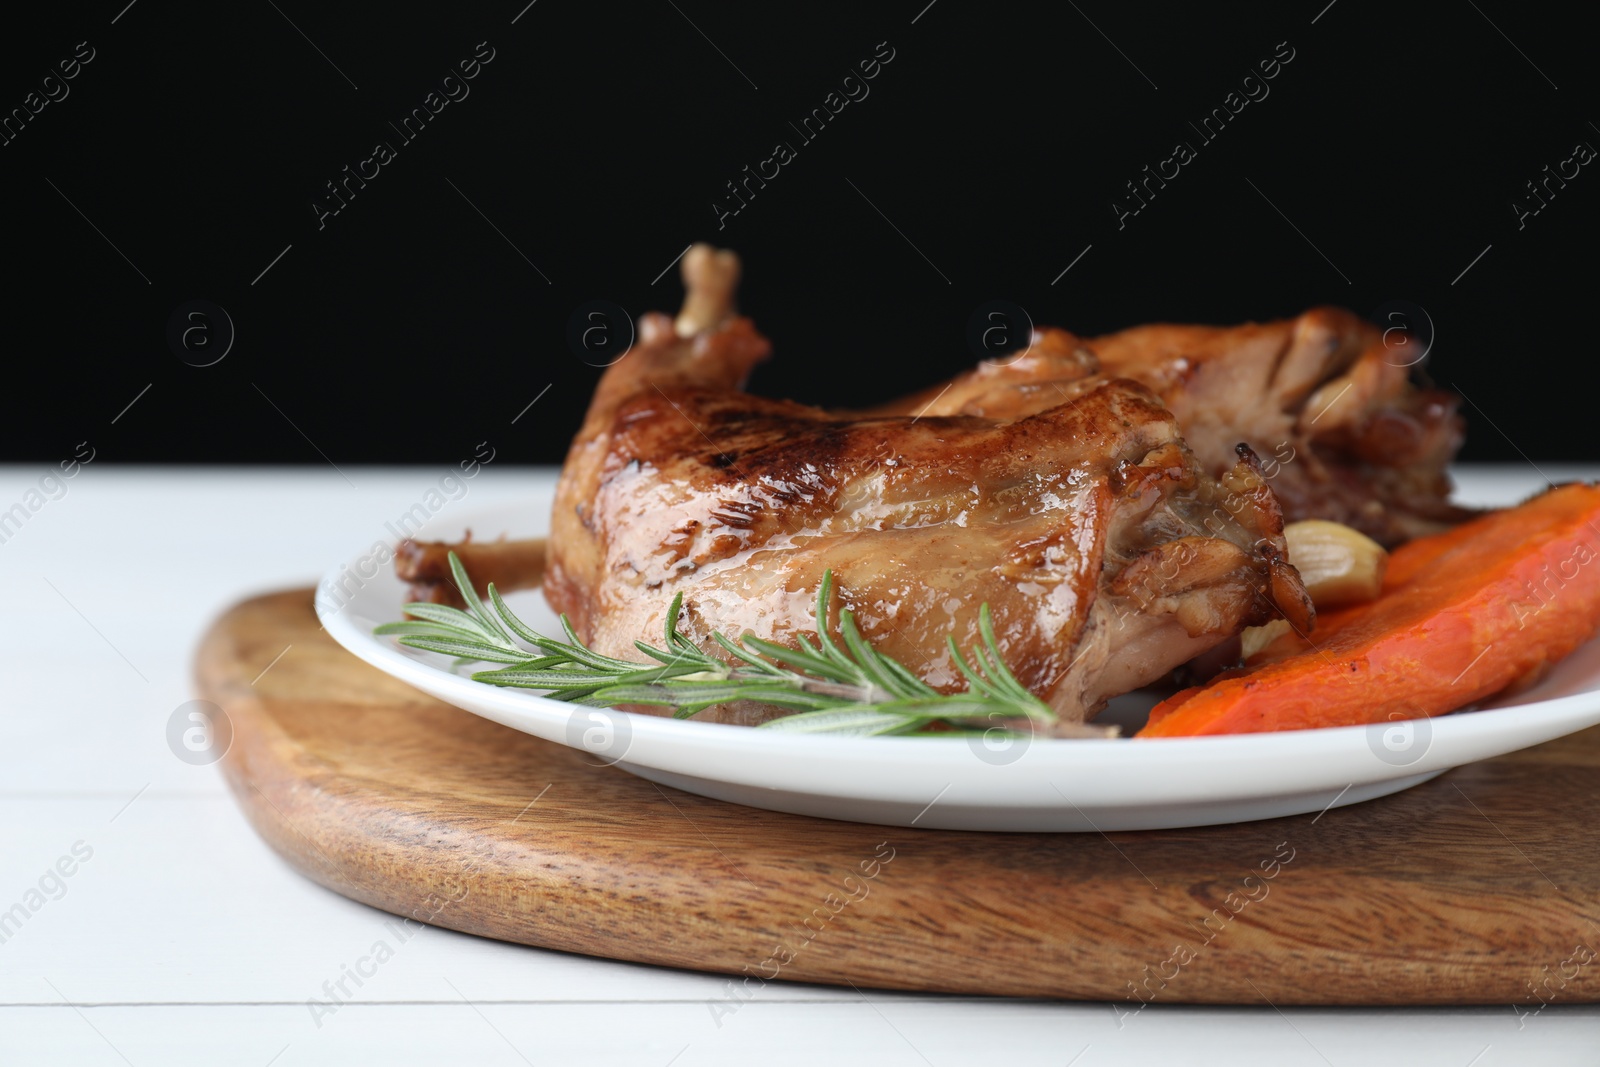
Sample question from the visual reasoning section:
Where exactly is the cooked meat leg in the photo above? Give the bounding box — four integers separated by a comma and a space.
873, 312, 1470, 546
545, 247, 1312, 725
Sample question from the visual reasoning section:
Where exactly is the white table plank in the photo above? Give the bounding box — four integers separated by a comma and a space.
0, 794, 761, 1006
0, 465, 551, 796
2, 1002, 1595, 1067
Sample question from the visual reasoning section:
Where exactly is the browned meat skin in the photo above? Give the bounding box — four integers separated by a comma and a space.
545, 248, 1312, 725
1092, 310, 1470, 545
874, 311, 1470, 546
395, 536, 546, 606
853, 327, 1102, 422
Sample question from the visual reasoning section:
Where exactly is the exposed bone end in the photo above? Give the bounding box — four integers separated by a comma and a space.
638, 311, 678, 346
675, 244, 743, 337
394, 535, 547, 607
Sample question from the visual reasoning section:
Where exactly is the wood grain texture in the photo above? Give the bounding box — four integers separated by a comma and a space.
196, 588, 1600, 1006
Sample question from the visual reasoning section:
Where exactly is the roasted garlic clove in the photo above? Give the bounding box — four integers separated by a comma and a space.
1283, 520, 1388, 608
1240, 618, 1291, 661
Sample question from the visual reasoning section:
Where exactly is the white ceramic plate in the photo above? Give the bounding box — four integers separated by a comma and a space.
318, 503, 1600, 832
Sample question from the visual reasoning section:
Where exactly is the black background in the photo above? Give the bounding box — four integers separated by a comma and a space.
3, 0, 1593, 466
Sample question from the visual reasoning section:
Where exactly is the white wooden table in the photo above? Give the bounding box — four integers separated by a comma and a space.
2, 465, 1595, 1066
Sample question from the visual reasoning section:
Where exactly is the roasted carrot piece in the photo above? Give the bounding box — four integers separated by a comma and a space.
1139, 483, 1600, 737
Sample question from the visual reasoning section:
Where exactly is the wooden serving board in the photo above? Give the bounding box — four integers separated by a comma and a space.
196, 589, 1600, 1006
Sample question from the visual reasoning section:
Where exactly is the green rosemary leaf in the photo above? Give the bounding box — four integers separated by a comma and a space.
633, 641, 687, 665
873, 696, 1027, 719
664, 590, 685, 647
606, 664, 728, 687
838, 610, 921, 700
808, 571, 855, 672
393, 601, 497, 639
470, 665, 606, 687
448, 551, 513, 645
978, 603, 1047, 710
488, 583, 546, 647
592, 682, 807, 708
738, 633, 856, 684
710, 631, 786, 674
945, 635, 989, 694
755, 707, 924, 736
510, 654, 577, 671
875, 652, 940, 699
552, 615, 641, 671
373, 619, 485, 641
396, 635, 532, 664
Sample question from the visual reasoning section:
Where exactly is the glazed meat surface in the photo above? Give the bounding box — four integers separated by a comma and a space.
876, 311, 1469, 546
546, 248, 1312, 724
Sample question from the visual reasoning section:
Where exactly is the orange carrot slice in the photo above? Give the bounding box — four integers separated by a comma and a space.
1139, 483, 1600, 737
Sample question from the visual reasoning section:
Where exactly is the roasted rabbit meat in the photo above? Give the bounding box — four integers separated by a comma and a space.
878, 311, 1468, 546
541, 247, 1312, 724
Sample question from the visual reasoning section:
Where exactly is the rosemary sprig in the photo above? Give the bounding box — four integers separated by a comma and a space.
375, 552, 1111, 737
